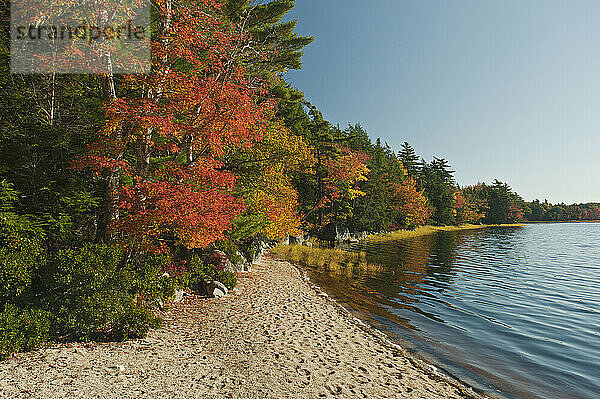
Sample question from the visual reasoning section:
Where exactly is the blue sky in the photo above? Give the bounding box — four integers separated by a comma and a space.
284, 0, 600, 204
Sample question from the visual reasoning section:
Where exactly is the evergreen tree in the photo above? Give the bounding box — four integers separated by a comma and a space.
431, 157, 455, 184
484, 180, 524, 224
398, 142, 421, 178
226, 0, 313, 78
420, 158, 456, 225
0, 8, 102, 244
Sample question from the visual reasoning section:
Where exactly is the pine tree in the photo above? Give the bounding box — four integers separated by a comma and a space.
431, 156, 455, 184
398, 142, 421, 178
226, 0, 313, 78
420, 158, 456, 225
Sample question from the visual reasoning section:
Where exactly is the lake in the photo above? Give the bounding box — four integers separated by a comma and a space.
303, 223, 600, 399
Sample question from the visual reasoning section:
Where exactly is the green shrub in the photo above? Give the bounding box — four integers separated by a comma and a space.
0, 180, 46, 303
129, 251, 179, 302
42, 244, 162, 341
185, 255, 217, 290
216, 270, 237, 290
214, 240, 244, 264
0, 304, 51, 360
0, 242, 39, 303
184, 254, 237, 291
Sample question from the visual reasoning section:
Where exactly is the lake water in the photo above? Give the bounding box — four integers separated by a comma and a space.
304, 223, 600, 399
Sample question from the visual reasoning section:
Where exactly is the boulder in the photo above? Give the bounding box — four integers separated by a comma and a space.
203, 279, 229, 298
289, 234, 304, 245
213, 280, 228, 295
173, 289, 185, 303
226, 254, 252, 273
318, 223, 351, 242
354, 231, 368, 240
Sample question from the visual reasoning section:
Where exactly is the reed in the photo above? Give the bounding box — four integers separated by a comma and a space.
365, 223, 524, 243
271, 244, 383, 276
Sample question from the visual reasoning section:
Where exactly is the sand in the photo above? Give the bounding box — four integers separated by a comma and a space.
0, 254, 484, 399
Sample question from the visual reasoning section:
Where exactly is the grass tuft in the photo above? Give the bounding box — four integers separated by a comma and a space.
365, 224, 524, 243
271, 245, 383, 277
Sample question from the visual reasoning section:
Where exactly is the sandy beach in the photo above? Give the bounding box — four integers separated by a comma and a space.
0, 254, 483, 399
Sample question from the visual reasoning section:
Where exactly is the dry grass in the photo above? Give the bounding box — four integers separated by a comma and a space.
365, 223, 524, 243
272, 224, 524, 276
271, 244, 383, 277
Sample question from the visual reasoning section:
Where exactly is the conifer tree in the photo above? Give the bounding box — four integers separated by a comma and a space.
225, 0, 313, 78
398, 142, 421, 178
420, 158, 457, 225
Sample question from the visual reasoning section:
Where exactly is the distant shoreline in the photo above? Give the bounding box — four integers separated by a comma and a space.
365, 223, 524, 242
523, 220, 600, 224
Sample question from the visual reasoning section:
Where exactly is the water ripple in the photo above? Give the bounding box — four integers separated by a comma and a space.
315, 223, 600, 399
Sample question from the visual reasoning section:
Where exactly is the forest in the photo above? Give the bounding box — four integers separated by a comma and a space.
1, 0, 598, 358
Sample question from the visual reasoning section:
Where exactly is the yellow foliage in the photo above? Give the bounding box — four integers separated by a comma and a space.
237, 121, 315, 239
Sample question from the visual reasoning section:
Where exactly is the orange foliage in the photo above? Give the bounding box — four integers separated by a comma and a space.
390, 177, 432, 228
75, 0, 272, 249
323, 147, 369, 205
237, 122, 314, 239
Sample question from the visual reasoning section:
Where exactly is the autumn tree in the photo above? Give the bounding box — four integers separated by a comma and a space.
225, 121, 314, 240
347, 136, 430, 231
390, 177, 432, 229
454, 188, 487, 225
320, 145, 369, 224
75, 0, 274, 250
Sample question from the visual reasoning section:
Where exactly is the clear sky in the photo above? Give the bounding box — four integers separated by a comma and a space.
284, 0, 600, 204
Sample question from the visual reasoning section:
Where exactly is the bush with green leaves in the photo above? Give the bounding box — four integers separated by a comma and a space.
0, 304, 51, 360
0, 178, 238, 356
0, 241, 42, 303
0, 180, 46, 303
217, 270, 237, 291
41, 244, 171, 341
185, 254, 237, 291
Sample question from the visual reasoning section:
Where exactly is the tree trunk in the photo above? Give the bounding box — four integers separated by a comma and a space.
97, 55, 121, 242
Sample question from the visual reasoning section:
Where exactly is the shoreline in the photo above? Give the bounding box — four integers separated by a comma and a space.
0, 255, 486, 399
291, 259, 490, 399
365, 224, 524, 243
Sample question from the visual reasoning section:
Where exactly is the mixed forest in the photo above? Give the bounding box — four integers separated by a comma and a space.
1, 0, 598, 358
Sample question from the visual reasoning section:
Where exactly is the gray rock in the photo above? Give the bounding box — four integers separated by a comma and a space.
354, 231, 368, 240
173, 290, 185, 303
289, 234, 304, 245
203, 279, 229, 298
319, 223, 351, 242
213, 281, 228, 295
226, 258, 252, 273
